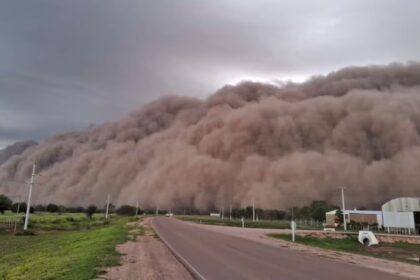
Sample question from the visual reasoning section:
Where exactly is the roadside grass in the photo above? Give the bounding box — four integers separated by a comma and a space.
0, 214, 132, 280
177, 215, 290, 229
269, 233, 420, 265
0, 211, 110, 231
126, 218, 145, 241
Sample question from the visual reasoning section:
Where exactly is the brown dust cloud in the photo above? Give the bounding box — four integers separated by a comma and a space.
1, 62, 420, 210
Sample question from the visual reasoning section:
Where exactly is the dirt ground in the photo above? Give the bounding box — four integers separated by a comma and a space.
187, 222, 420, 280
97, 218, 194, 280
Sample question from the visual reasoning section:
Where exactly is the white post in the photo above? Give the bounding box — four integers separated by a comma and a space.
229, 204, 232, 221
241, 216, 244, 228
14, 195, 21, 233
252, 199, 255, 222
24, 163, 36, 231
291, 221, 296, 242
135, 201, 139, 217
341, 187, 347, 231
105, 194, 110, 221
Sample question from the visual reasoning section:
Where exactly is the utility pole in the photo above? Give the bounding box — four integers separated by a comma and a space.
24, 163, 36, 231
105, 194, 110, 221
341, 187, 347, 231
252, 199, 255, 222
229, 204, 232, 221
135, 201, 139, 217
291, 207, 294, 221
14, 195, 21, 233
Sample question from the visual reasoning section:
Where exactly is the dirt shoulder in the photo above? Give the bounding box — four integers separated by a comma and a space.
97, 217, 194, 280
184, 221, 420, 280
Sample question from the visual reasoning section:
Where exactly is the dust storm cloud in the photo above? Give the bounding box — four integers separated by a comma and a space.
1, 63, 420, 210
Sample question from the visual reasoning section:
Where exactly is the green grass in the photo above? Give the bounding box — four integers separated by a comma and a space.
0, 215, 131, 280
270, 233, 362, 251
177, 215, 290, 229
0, 211, 112, 231
269, 233, 420, 265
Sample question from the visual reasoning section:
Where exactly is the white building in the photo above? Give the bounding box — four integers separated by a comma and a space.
382, 197, 420, 234
325, 209, 382, 227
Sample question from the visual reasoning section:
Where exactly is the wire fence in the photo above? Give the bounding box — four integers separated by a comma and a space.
0, 215, 23, 230
343, 224, 419, 235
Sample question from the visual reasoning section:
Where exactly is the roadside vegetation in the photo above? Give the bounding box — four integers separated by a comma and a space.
0, 194, 146, 280
269, 233, 420, 265
0, 217, 129, 280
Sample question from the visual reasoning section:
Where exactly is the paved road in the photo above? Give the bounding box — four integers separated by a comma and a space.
152, 217, 407, 280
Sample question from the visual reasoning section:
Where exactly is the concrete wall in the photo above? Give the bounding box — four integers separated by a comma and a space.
325, 212, 381, 227
326, 214, 335, 226
349, 213, 378, 225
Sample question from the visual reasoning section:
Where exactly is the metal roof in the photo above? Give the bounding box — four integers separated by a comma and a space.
326, 210, 381, 215
382, 197, 420, 212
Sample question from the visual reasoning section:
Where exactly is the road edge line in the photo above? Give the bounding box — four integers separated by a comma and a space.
151, 218, 207, 280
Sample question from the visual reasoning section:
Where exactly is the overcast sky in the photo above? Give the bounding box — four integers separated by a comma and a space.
1, 0, 419, 148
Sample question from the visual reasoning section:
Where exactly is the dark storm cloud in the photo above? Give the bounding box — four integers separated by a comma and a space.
1, 0, 420, 147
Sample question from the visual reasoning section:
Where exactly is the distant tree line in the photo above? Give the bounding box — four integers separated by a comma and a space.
1, 193, 339, 222
0, 194, 145, 217
203, 200, 339, 222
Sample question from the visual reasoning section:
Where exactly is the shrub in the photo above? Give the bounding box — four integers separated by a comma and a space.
0, 194, 12, 214
46, 203, 59, 213
86, 205, 97, 219
116, 205, 136, 216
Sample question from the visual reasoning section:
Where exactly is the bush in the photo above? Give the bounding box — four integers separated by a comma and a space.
0, 194, 12, 214
46, 203, 59, 213
86, 205, 97, 219
116, 205, 136, 216
34, 204, 46, 212
10, 202, 34, 213
66, 206, 85, 213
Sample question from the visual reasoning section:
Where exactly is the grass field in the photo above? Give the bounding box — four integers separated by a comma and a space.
0, 212, 134, 280
269, 233, 420, 265
177, 215, 290, 229
0, 211, 111, 231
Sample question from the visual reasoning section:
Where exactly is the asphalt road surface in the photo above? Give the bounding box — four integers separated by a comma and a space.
153, 217, 407, 280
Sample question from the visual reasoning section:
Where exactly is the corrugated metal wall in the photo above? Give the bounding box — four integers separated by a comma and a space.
383, 212, 415, 229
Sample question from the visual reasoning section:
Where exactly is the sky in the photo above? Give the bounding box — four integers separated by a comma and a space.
1, 0, 419, 148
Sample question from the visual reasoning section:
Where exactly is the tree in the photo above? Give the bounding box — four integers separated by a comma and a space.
11, 202, 24, 212
335, 209, 343, 225
309, 200, 339, 221
34, 204, 46, 212
116, 205, 136, 216
86, 205, 97, 219
46, 203, 59, 213
10, 202, 34, 213
0, 195, 12, 214
58, 205, 67, 213
66, 206, 85, 213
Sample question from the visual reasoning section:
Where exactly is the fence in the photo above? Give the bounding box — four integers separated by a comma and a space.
0, 215, 24, 231
294, 219, 324, 229
346, 224, 419, 235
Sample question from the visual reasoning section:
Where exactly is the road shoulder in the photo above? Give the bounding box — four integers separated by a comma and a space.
97, 217, 194, 280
